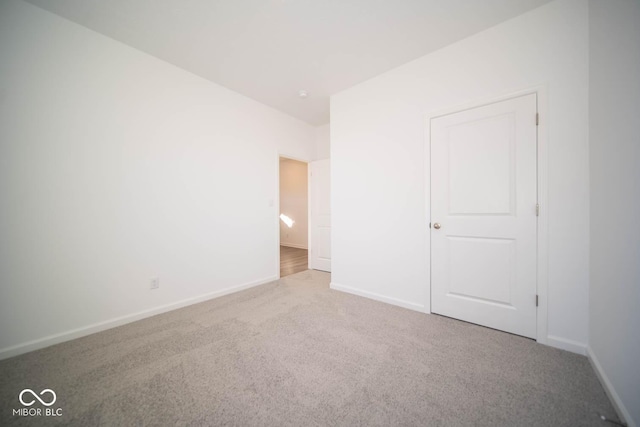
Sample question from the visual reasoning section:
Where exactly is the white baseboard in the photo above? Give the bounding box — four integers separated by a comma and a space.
280, 243, 308, 250
588, 347, 635, 427
546, 335, 587, 355
0, 275, 277, 361
330, 282, 425, 312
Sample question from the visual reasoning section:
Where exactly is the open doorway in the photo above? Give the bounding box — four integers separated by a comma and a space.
279, 157, 308, 277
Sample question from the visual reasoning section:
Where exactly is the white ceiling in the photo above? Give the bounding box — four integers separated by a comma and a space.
25, 0, 553, 125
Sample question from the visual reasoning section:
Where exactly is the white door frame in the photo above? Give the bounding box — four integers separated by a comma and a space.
276, 152, 311, 279
424, 85, 549, 345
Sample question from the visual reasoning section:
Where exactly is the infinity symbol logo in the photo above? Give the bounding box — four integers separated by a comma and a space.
19, 389, 57, 407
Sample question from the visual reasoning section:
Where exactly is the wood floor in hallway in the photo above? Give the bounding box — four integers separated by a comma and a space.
280, 245, 308, 277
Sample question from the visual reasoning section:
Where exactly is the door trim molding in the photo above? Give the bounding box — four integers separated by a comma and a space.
424, 85, 549, 345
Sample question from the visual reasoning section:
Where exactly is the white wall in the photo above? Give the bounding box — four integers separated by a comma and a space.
0, 0, 315, 358
331, 0, 589, 352
279, 159, 308, 249
314, 124, 331, 160
588, 1, 640, 425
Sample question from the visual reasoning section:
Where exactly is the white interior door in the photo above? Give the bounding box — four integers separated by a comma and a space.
309, 159, 331, 272
431, 94, 538, 339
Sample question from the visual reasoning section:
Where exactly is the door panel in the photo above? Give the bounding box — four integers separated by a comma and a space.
448, 113, 515, 215
310, 159, 331, 272
431, 94, 537, 339
447, 237, 515, 305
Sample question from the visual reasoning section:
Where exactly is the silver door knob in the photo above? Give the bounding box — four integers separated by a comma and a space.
433, 223, 441, 229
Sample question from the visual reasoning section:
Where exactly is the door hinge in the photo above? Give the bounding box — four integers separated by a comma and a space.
536, 113, 539, 126
535, 204, 540, 216
536, 295, 539, 307
429, 222, 431, 228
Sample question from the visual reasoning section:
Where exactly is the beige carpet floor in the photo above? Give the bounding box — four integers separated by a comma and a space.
0, 270, 618, 426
